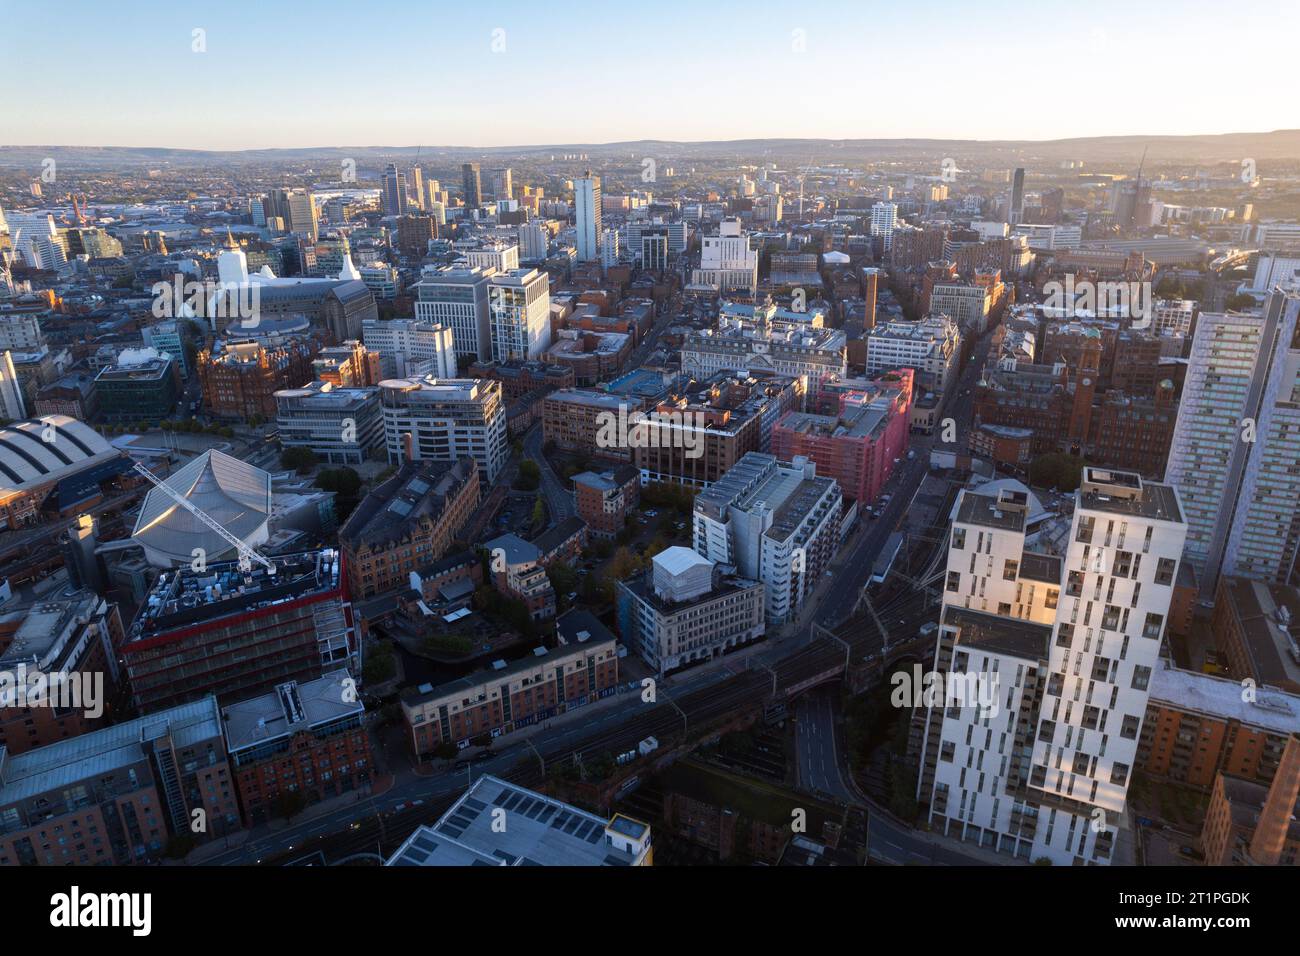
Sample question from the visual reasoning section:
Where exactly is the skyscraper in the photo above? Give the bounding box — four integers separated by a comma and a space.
462, 163, 482, 210
408, 165, 425, 211
1164, 287, 1300, 598
490, 167, 513, 201
918, 468, 1187, 864
575, 172, 602, 262
286, 189, 319, 241
1009, 167, 1025, 224
383, 163, 409, 216
487, 268, 552, 362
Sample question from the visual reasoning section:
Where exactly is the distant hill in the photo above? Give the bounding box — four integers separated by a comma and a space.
1, 131, 1297, 168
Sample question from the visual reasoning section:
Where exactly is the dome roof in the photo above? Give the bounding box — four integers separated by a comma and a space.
132, 449, 271, 567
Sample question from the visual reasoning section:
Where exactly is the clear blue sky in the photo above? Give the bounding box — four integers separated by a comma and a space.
4, 0, 1295, 148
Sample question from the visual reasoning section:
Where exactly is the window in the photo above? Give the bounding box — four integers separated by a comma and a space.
1076, 516, 1095, 544
1112, 551, 1133, 578
1067, 571, 1085, 597
1003, 559, 1019, 581
1131, 665, 1151, 691
1056, 623, 1074, 648
1120, 714, 1140, 739
1072, 752, 1091, 775
952, 528, 966, 550
1111, 762, 1130, 786
1101, 605, 1121, 631
940, 741, 956, 762
946, 571, 960, 593
1045, 588, 1059, 609
1143, 613, 1164, 640
1082, 706, 1100, 730
998, 602, 1012, 616
1155, 557, 1176, 586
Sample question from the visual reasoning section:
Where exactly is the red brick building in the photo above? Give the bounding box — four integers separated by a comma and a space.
399, 611, 619, 756
573, 465, 641, 537
222, 671, 372, 825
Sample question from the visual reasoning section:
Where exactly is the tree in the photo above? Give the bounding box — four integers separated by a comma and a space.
515, 460, 541, 491
316, 467, 362, 497
1224, 292, 1257, 312
1029, 452, 1085, 492
281, 446, 318, 473
531, 496, 546, 528
274, 790, 308, 823
363, 641, 395, 684
547, 561, 578, 597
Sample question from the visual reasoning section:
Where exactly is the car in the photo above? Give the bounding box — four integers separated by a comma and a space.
452, 760, 470, 772
472, 751, 494, 763
349, 821, 363, 830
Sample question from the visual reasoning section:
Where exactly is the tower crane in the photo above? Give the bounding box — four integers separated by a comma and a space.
132, 461, 276, 574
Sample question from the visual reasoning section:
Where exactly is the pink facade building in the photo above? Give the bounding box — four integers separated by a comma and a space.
772, 368, 912, 504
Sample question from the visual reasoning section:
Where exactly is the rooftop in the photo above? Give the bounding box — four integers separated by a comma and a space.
221, 669, 363, 755
128, 550, 343, 645
1148, 661, 1300, 737
387, 775, 648, 866
943, 604, 1050, 662
0, 696, 222, 806
338, 458, 477, 553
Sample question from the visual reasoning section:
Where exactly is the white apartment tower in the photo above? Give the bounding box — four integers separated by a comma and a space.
362, 317, 455, 379
487, 268, 552, 362
575, 173, 602, 262
378, 376, 507, 483
917, 469, 1186, 864
414, 265, 494, 363
1163, 287, 1300, 599
870, 202, 898, 251
692, 453, 842, 625
692, 219, 759, 293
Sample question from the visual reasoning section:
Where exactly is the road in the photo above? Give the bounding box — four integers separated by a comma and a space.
524, 423, 574, 521
793, 687, 856, 803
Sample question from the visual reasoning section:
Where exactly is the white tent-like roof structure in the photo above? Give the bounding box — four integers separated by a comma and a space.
132, 449, 272, 568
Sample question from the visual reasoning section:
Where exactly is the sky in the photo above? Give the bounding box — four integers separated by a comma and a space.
3, 0, 1297, 149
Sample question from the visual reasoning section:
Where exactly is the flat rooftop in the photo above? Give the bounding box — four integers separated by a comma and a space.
222, 669, 363, 755
1148, 661, 1300, 736
1221, 578, 1300, 689
955, 490, 1026, 533
386, 774, 646, 866
943, 604, 1050, 662
128, 549, 342, 644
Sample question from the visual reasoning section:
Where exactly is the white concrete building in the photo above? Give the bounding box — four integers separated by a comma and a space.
1151, 299, 1196, 338
1164, 287, 1300, 598
693, 453, 842, 625
575, 173, 602, 262
919, 469, 1186, 865
617, 547, 766, 677
362, 317, 455, 379
0, 350, 26, 420
463, 241, 519, 274
378, 375, 507, 483
413, 265, 493, 363
274, 381, 384, 465
0, 312, 45, 352
870, 202, 898, 251
487, 268, 551, 363
865, 315, 962, 396
692, 219, 759, 293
